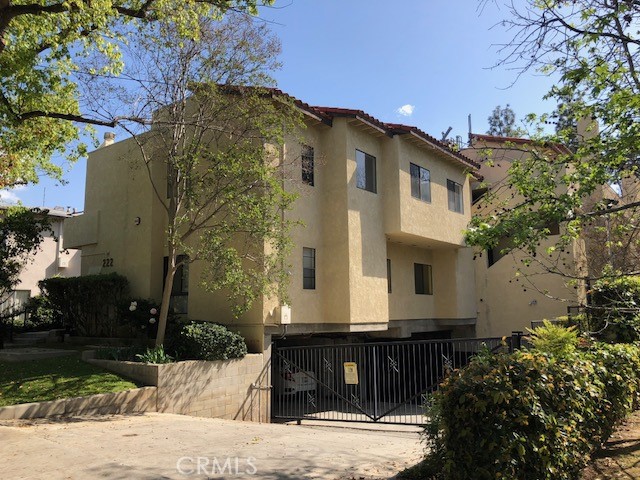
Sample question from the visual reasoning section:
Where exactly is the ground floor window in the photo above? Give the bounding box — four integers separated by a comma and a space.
163, 255, 189, 314
414, 263, 433, 295
0, 290, 30, 314
303, 247, 316, 290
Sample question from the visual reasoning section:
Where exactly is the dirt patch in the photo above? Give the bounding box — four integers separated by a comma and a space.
581, 411, 640, 479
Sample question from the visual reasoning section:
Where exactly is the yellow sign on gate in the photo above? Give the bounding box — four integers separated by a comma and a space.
343, 362, 359, 385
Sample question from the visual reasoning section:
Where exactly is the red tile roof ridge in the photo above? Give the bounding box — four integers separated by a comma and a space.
221, 86, 480, 172
470, 133, 572, 154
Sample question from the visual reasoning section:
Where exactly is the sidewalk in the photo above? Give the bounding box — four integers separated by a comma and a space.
1, 413, 423, 479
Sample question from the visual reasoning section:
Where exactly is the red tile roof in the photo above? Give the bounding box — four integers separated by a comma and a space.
311, 107, 481, 171
240, 86, 481, 173
469, 133, 572, 155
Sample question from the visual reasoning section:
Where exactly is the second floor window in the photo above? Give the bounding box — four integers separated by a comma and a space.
447, 179, 463, 213
410, 163, 431, 202
302, 145, 314, 186
356, 149, 376, 193
303, 247, 316, 290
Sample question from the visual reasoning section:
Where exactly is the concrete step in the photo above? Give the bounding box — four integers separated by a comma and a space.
12, 337, 41, 344
16, 331, 50, 339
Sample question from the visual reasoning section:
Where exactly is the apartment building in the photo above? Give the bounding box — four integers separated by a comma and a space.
1, 206, 81, 312
463, 133, 588, 337
64, 90, 481, 352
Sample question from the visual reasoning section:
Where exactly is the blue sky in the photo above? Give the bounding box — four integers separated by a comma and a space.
3, 0, 557, 210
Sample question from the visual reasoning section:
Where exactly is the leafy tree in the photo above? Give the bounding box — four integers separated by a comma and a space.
0, 207, 51, 347
470, 1, 640, 303
105, 14, 300, 346
0, 0, 271, 189
486, 104, 523, 137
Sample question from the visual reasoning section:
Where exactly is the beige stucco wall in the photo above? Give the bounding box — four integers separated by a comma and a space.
386, 242, 435, 320
463, 137, 580, 338
474, 236, 580, 337
66, 137, 159, 299
67, 107, 479, 347
395, 140, 471, 246
345, 121, 389, 327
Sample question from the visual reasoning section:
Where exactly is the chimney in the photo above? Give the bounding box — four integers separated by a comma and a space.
577, 117, 598, 142
101, 132, 116, 148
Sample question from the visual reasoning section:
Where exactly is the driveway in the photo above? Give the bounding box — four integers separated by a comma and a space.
0, 413, 422, 479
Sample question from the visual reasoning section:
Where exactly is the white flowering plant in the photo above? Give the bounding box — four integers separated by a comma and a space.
119, 298, 160, 338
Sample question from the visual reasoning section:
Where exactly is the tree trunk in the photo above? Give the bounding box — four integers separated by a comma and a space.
155, 254, 176, 347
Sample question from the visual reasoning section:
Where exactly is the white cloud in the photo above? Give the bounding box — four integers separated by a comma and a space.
396, 104, 415, 117
0, 189, 21, 205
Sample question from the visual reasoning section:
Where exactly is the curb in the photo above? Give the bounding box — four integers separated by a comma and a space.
0, 386, 157, 420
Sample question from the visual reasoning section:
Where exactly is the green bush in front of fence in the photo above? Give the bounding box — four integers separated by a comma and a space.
419, 340, 640, 480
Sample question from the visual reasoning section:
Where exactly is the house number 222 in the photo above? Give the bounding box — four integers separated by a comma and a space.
102, 258, 114, 267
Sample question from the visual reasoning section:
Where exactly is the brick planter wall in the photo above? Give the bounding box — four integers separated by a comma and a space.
84, 353, 270, 422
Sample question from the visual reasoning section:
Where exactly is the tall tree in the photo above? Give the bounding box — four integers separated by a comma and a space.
486, 104, 523, 137
469, 1, 640, 288
0, 0, 271, 189
106, 14, 300, 346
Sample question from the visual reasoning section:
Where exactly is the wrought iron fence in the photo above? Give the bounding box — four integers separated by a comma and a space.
272, 334, 520, 425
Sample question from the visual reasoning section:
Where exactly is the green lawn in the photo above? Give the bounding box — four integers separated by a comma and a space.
0, 354, 139, 407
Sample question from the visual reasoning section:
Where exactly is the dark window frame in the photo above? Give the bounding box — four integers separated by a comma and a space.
356, 149, 377, 193
163, 254, 189, 314
410, 163, 431, 202
447, 179, 464, 213
414, 263, 433, 295
303, 247, 316, 290
302, 145, 314, 186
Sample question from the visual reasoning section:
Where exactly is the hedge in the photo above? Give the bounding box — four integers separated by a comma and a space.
427, 342, 640, 480
39, 273, 129, 337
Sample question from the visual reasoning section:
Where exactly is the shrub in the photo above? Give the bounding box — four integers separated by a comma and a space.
424, 342, 640, 480
527, 320, 579, 358
95, 345, 144, 361
24, 295, 60, 330
118, 298, 159, 338
175, 321, 247, 361
135, 345, 174, 364
39, 273, 129, 337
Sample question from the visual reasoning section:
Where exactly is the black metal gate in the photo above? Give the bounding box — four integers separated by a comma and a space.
271, 336, 517, 425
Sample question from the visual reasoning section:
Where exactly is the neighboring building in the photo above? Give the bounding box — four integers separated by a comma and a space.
64, 90, 481, 353
1, 206, 81, 312
462, 132, 621, 337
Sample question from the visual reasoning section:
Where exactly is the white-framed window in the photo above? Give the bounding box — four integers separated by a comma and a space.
447, 179, 463, 213
410, 163, 431, 202
356, 150, 376, 193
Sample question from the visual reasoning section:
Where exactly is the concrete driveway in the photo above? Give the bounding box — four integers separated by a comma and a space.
0, 413, 423, 479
